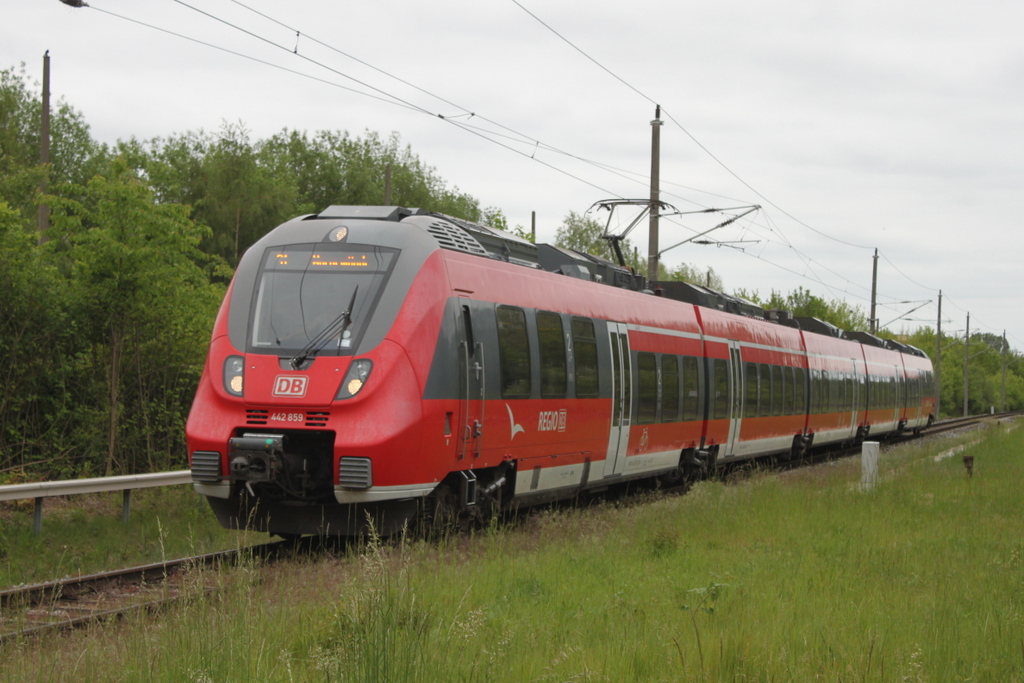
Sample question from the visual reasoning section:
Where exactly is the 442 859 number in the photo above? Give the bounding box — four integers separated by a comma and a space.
270, 412, 304, 423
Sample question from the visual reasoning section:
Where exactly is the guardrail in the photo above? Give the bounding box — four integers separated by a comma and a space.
0, 470, 192, 535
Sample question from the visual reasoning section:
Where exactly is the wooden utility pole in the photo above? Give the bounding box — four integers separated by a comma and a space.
963, 312, 970, 417
647, 105, 662, 283
37, 50, 51, 242
935, 290, 942, 418
869, 248, 878, 334
1002, 330, 1007, 412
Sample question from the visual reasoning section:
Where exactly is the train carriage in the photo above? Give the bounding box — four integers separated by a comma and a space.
186, 206, 936, 537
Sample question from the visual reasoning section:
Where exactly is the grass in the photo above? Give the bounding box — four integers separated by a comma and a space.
0, 486, 262, 587
2, 422, 1023, 681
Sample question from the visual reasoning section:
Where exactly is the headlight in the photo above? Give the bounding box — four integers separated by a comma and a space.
223, 355, 245, 396
336, 359, 373, 400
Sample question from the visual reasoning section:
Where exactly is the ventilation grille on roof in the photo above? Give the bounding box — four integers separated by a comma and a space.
426, 221, 489, 256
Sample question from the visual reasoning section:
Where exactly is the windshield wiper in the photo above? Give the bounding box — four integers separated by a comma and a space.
289, 285, 359, 370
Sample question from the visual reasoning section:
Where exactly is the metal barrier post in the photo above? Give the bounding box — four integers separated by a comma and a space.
122, 489, 132, 524
33, 497, 43, 535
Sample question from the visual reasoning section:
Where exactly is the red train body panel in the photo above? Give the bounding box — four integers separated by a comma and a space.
186, 206, 936, 536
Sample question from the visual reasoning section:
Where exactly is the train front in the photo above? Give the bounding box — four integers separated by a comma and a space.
186, 206, 448, 537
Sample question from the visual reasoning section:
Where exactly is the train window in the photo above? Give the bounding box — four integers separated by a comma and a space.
637, 353, 658, 424
744, 362, 758, 418
682, 356, 700, 420
794, 367, 806, 414
713, 359, 730, 420
662, 356, 680, 422
815, 370, 823, 413
571, 318, 599, 398
537, 312, 567, 399
758, 364, 771, 417
784, 366, 795, 415
249, 244, 398, 355
496, 306, 531, 399
771, 365, 783, 416
810, 370, 818, 414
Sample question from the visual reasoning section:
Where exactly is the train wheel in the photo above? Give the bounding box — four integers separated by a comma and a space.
416, 484, 462, 538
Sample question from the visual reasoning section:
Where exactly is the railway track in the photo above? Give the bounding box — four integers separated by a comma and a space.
3, 411, 1019, 644
0, 542, 292, 644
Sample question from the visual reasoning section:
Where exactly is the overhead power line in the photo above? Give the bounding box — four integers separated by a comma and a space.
82, 1, 966, 334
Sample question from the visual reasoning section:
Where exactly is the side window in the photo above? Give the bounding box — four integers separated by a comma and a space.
794, 367, 806, 414
759, 364, 771, 417
771, 365, 784, 416
637, 352, 658, 424
811, 370, 819, 413
571, 318, 599, 398
537, 311, 567, 398
682, 356, 700, 420
662, 356, 680, 423
496, 305, 531, 398
744, 362, 759, 418
784, 366, 795, 415
713, 359, 730, 420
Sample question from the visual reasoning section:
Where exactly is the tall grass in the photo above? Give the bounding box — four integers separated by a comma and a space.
2, 423, 1023, 681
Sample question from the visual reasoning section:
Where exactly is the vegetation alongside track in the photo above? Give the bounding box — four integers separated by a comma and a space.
1, 420, 1020, 681
0, 487, 261, 587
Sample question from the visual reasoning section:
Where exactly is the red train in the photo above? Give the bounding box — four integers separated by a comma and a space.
186, 206, 936, 536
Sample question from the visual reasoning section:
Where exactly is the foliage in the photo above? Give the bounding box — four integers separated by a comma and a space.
0, 63, 105, 221
738, 286, 870, 331
554, 210, 623, 263
126, 126, 484, 266
669, 261, 723, 289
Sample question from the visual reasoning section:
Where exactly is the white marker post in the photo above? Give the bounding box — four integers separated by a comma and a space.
861, 441, 880, 491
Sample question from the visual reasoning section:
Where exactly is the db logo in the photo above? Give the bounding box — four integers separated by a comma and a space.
273, 375, 308, 397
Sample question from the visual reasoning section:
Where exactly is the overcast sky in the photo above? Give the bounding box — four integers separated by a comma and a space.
5, 0, 1023, 355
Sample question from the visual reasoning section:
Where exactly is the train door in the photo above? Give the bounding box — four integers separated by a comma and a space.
721, 342, 744, 457
604, 322, 631, 477
848, 359, 859, 432
457, 301, 484, 460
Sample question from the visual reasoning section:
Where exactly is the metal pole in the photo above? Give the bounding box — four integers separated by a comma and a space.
531, 211, 536, 243
936, 290, 942, 418
963, 312, 970, 417
647, 105, 662, 283
383, 163, 392, 205
869, 248, 878, 334
34, 497, 44, 535
122, 489, 132, 525
37, 50, 51, 242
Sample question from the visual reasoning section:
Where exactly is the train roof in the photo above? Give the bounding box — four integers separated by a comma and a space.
308, 205, 929, 360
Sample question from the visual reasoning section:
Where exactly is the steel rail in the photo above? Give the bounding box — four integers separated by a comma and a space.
0, 542, 290, 643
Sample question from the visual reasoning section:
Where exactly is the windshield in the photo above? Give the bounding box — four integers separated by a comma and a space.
249, 243, 398, 355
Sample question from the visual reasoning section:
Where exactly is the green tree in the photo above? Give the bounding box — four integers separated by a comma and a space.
0, 64, 104, 222
669, 262, 723, 290
48, 160, 221, 475
554, 210, 625, 263
0, 200, 69, 474
740, 286, 869, 332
